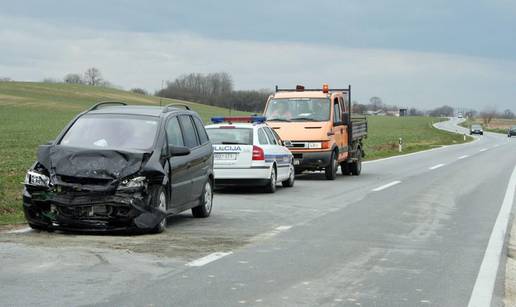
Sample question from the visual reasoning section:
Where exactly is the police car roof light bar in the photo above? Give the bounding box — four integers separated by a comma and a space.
211, 116, 267, 124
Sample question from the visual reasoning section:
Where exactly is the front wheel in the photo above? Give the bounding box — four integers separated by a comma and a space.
150, 185, 167, 234
192, 180, 213, 218
325, 151, 338, 180
282, 162, 295, 188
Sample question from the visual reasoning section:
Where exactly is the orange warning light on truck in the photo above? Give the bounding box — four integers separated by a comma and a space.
264, 84, 367, 180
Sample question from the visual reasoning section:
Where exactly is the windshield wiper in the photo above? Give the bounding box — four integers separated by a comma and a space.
290, 117, 319, 122
268, 118, 291, 122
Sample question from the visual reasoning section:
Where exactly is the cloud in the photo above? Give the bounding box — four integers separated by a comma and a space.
0, 15, 515, 110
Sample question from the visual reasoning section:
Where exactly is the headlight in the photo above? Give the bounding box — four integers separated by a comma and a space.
24, 170, 50, 187
308, 142, 322, 149
117, 176, 147, 190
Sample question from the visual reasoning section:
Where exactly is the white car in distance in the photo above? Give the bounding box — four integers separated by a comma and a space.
205, 116, 295, 193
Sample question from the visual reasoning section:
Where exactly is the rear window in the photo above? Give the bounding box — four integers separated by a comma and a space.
206, 128, 253, 145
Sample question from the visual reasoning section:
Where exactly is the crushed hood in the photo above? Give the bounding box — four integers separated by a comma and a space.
37, 145, 148, 180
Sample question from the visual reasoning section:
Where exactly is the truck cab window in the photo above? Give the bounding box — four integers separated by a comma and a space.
333, 99, 342, 124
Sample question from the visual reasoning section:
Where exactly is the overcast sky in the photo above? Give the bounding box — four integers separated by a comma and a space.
1, 0, 515, 110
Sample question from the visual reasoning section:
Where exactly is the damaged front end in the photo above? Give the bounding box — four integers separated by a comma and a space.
23, 145, 166, 233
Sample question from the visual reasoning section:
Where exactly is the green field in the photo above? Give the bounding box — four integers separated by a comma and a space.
0, 82, 470, 224
363, 116, 471, 160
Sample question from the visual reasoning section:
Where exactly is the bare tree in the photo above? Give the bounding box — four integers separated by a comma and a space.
480, 106, 498, 125
502, 109, 515, 119
84, 67, 102, 86
64, 73, 83, 84
0, 77, 12, 82
131, 88, 148, 95
369, 97, 383, 111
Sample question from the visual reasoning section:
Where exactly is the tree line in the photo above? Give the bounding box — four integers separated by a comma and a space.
157, 73, 270, 112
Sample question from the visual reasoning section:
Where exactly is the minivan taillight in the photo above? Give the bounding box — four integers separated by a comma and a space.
252, 145, 265, 160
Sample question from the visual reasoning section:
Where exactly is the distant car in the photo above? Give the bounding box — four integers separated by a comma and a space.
23, 102, 214, 233
458, 113, 463, 118
509, 125, 516, 137
205, 116, 295, 193
470, 124, 483, 135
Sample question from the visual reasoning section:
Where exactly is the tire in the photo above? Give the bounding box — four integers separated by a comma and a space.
149, 185, 167, 234
192, 180, 213, 218
324, 151, 338, 180
282, 162, 295, 188
340, 161, 350, 176
350, 148, 362, 176
265, 166, 277, 193
28, 223, 51, 232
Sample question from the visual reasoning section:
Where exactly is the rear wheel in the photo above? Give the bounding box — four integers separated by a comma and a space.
265, 167, 277, 193
325, 151, 338, 180
28, 223, 51, 232
282, 162, 295, 188
350, 148, 362, 176
150, 185, 167, 234
340, 161, 350, 176
192, 180, 213, 218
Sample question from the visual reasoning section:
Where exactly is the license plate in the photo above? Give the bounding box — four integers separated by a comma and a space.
293, 159, 300, 165
215, 153, 237, 160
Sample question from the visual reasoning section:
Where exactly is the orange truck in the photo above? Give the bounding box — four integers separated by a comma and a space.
263, 84, 367, 180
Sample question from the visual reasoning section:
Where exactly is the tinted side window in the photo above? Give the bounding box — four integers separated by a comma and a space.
178, 116, 199, 149
166, 116, 184, 146
258, 128, 269, 145
264, 127, 277, 145
333, 99, 342, 123
193, 117, 209, 144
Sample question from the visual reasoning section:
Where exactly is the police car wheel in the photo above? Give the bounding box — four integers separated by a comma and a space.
282, 163, 295, 188
265, 167, 277, 193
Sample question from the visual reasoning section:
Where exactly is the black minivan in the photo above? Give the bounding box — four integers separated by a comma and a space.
23, 102, 214, 233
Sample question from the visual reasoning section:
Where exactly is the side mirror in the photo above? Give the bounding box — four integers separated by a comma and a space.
46, 140, 54, 145
168, 145, 190, 157
283, 140, 293, 147
342, 112, 350, 126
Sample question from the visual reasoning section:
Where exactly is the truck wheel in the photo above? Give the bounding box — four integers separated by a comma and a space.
350, 149, 362, 176
192, 180, 213, 218
149, 185, 167, 233
282, 162, 295, 187
265, 166, 277, 193
340, 162, 350, 176
325, 151, 338, 180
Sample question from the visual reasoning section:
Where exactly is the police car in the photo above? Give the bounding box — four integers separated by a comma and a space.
205, 116, 295, 193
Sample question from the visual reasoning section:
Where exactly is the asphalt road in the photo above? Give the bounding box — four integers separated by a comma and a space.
1, 118, 515, 307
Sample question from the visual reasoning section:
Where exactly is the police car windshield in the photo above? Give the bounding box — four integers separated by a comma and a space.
265, 98, 330, 122
59, 114, 159, 151
206, 128, 253, 145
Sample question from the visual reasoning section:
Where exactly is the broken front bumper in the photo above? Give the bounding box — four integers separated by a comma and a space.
22, 186, 165, 233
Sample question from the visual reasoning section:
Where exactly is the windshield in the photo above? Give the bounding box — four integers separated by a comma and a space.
60, 114, 159, 151
472, 125, 482, 129
206, 128, 253, 145
265, 98, 331, 121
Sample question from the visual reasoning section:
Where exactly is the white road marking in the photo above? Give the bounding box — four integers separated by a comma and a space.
467, 164, 516, 307
479, 148, 488, 152
458, 155, 469, 160
186, 251, 233, 267
428, 163, 445, 170
6, 227, 32, 234
372, 181, 402, 192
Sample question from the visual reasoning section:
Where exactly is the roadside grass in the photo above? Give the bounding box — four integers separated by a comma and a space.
0, 82, 472, 224
0, 82, 248, 224
363, 116, 472, 160
459, 117, 516, 134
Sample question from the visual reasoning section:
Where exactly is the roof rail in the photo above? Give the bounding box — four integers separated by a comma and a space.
87, 101, 127, 112
275, 85, 351, 93
162, 103, 191, 113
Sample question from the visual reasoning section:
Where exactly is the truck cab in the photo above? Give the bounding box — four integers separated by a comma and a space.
264, 84, 367, 180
